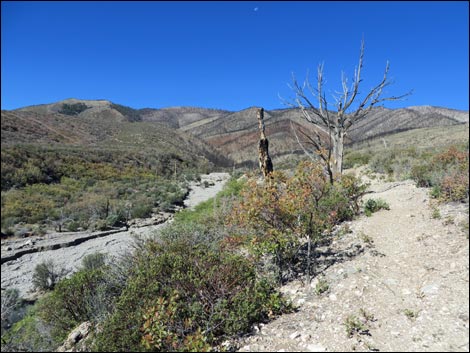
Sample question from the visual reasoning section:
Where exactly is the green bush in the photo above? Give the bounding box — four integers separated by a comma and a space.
364, 198, 390, 217
38, 268, 109, 340
1, 302, 61, 352
81, 252, 107, 271
366, 144, 468, 203
32, 260, 65, 291
92, 238, 291, 351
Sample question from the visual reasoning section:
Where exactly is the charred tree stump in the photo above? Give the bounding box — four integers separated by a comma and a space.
257, 108, 273, 178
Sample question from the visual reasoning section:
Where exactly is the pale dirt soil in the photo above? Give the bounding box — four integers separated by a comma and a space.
237, 172, 469, 352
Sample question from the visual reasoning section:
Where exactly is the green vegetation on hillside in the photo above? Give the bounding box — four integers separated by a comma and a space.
1, 144, 209, 235
344, 125, 469, 203
110, 103, 142, 122
58, 103, 89, 116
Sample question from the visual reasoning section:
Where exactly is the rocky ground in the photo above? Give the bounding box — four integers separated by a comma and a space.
0, 172, 231, 300
237, 172, 469, 352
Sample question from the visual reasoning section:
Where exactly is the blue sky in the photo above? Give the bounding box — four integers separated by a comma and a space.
2, 1, 469, 111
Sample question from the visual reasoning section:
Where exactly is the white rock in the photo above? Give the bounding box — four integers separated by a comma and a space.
289, 331, 301, 339
306, 343, 326, 352
329, 293, 337, 301
421, 283, 439, 295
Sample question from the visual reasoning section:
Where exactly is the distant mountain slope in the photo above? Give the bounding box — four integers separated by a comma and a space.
2, 100, 233, 169
179, 105, 468, 166
6, 98, 468, 168
140, 106, 231, 129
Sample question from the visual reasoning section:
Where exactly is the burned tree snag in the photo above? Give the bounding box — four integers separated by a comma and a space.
257, 108, 273, 178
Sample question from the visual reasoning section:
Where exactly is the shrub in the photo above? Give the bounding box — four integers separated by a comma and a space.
1, 288, 20, 331
314, 278, 329, 295
364, 198, 390, 217
92, 238, 291, 352
1, 302, 61, 352
38, 268, 110, 340
32, 260, 66, 291
229, 162, 367, 284
81, 252, 107, 271
344, 314, 369, 338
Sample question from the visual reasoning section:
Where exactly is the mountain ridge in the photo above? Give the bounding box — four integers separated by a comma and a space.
4, 98, 468, 168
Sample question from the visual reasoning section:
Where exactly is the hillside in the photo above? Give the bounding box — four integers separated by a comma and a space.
10, 99, 468, 169
2, 101, 232, 168
181, 105, 468, 166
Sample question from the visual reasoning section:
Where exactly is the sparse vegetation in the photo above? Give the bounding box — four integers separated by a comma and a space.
359, 231, 374, 245
403, 308, 419, 321
110, 103, 142, 122
314, 278, 330, 295
431, 206, 441, 219
364, 198, 390, 217
344, 314, 369, 338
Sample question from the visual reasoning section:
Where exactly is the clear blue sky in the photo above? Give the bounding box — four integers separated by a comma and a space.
2, 1, 469, 111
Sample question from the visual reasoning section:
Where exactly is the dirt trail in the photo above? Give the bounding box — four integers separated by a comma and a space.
238, 176, 469, 352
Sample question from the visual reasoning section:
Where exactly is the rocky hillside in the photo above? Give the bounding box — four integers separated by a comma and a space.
6, 99, 469, 168
2, 101, 232, 169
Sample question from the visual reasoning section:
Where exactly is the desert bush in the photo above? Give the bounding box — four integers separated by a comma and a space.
367, 144, 468, 202
364, 198, 390, 217
1, 144, 204, 230
229, 162, 366, 284
92, 238, 291, 352
32, 260, 66, 292
81, 252, 107, 271
37, 268, 111, 340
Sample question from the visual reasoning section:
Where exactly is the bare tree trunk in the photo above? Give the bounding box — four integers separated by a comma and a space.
257, 108, 273, 178
331, 130, 344, 181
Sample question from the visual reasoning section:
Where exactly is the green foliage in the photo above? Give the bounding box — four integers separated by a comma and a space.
1, 144, 197, 232
229, 162, 367, 283
58, 103, 89, 116
174, 176, 245, 226
1, 302, 61, 352
431, 206, 441, 219
92, 238, 291, 351
367, 144, 468, 203
403, 308, 419, 320
343, 151, 371, 169
38, 268, 111, 340
314, 278, 329, 295
364, 198, 390, 217
110, 103, 142, 122
344, 314, 369, 338
81, 252, 107, 271
32, 260, 65, 291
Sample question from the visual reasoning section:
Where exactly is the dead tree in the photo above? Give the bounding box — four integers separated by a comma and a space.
286, 39, 411, 183
257, 108, 273, 178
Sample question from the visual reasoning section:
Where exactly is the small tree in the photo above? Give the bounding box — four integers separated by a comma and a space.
32, 260, 66, 291
286, 40, 411, 182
